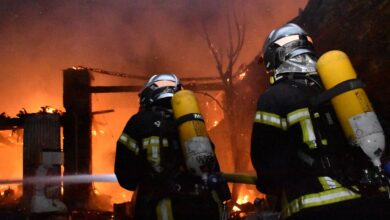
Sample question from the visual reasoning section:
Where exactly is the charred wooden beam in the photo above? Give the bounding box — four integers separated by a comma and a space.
183, 82, 224, 91
63, 68, 93, 209
0, 118, 22, 130
89, 86, 142, 93
91, 109, 115, 115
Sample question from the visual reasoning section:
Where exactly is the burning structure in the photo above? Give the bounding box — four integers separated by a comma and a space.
0, 65, 265, 219
23, 111, 64, 213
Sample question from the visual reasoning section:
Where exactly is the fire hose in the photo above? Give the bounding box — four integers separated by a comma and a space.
0, 173, 257, 185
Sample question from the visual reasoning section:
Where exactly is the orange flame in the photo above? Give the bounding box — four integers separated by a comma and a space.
232, 205, 241, 212
236, 194, 249, 205
238, 72, 246, 80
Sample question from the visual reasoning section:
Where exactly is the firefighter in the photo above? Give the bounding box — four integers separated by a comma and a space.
115, 73, 230, 220
250, 23, 390, 220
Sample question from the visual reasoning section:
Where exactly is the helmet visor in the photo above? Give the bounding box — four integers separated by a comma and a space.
274, 34, 313, 46
154, 80, 178, 88
274, 35, 300, 46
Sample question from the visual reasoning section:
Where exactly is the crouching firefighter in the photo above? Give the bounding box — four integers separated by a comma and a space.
115, 73, 231, 220
250, 23, 390, 220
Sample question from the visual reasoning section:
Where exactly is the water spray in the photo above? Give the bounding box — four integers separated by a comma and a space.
0, 174, 118, 185
0, 173, 257, 185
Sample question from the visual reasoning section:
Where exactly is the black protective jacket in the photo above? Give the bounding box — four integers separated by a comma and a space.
115, 104, 229, 220
250, 76, 390, 220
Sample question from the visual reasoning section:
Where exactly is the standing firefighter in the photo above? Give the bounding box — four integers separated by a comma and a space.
115, 73, 230, 220
250, 23, 390, 220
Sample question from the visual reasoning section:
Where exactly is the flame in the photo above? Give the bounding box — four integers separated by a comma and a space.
94, 188, 100, 195
45, 106, 56, 113
235, 186, 266, 207
238, 72, 246, 80
72, 66, 86, 70
236, 194, 249, 205
40, 106, 61, 114
61, 165, 64, 196
232, 205, 241, 212
0, 130, 22, 196
92, 130, 105, 136
239, 213, 247, 218
213, 120, 219, 127
0, 184, 21, 199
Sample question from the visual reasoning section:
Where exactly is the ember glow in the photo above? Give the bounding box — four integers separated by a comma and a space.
41, 106, 58, 114
232, 205, 241, 212
238, 72, 247, 80
236, 194, 249, 205
236, 185, 266, 206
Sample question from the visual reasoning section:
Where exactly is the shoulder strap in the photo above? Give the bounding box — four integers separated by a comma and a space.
311, 79, 364, 107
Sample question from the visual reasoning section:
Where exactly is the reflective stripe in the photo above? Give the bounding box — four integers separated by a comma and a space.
287, 108, 310, 125
300, 119, 317, 149
288, 108, 317, 149
142, 136, 161, 172
162, 138, 169, 147
118, 133, 139, 155
255, 108, 319, 149
318, 176, 341, 190
282, 187, 361, 219
150, 137, 160, 144
156, 198, 174, 220
152, 146, 159, 159
254, 111, 287, 130
143, 138, 149, 149
143, 136, 160, 148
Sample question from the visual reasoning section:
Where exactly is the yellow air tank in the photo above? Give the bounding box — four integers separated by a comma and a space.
171, 90, 216, 181
316, 50, 385, 167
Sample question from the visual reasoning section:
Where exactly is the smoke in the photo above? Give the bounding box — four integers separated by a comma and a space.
0, 0, 308, 207
0, 0, 308, 113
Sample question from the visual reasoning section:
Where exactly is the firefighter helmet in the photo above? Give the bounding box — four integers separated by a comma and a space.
262, 23, 315, 74
139, 73, 182, 108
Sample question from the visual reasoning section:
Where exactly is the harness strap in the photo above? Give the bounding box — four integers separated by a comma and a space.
312, 79, 364, 106
175, 113, 204, 126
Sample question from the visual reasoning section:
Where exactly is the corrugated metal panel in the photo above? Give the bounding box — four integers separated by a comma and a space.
23, 114, 61, 173
22, 113, 62, 212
